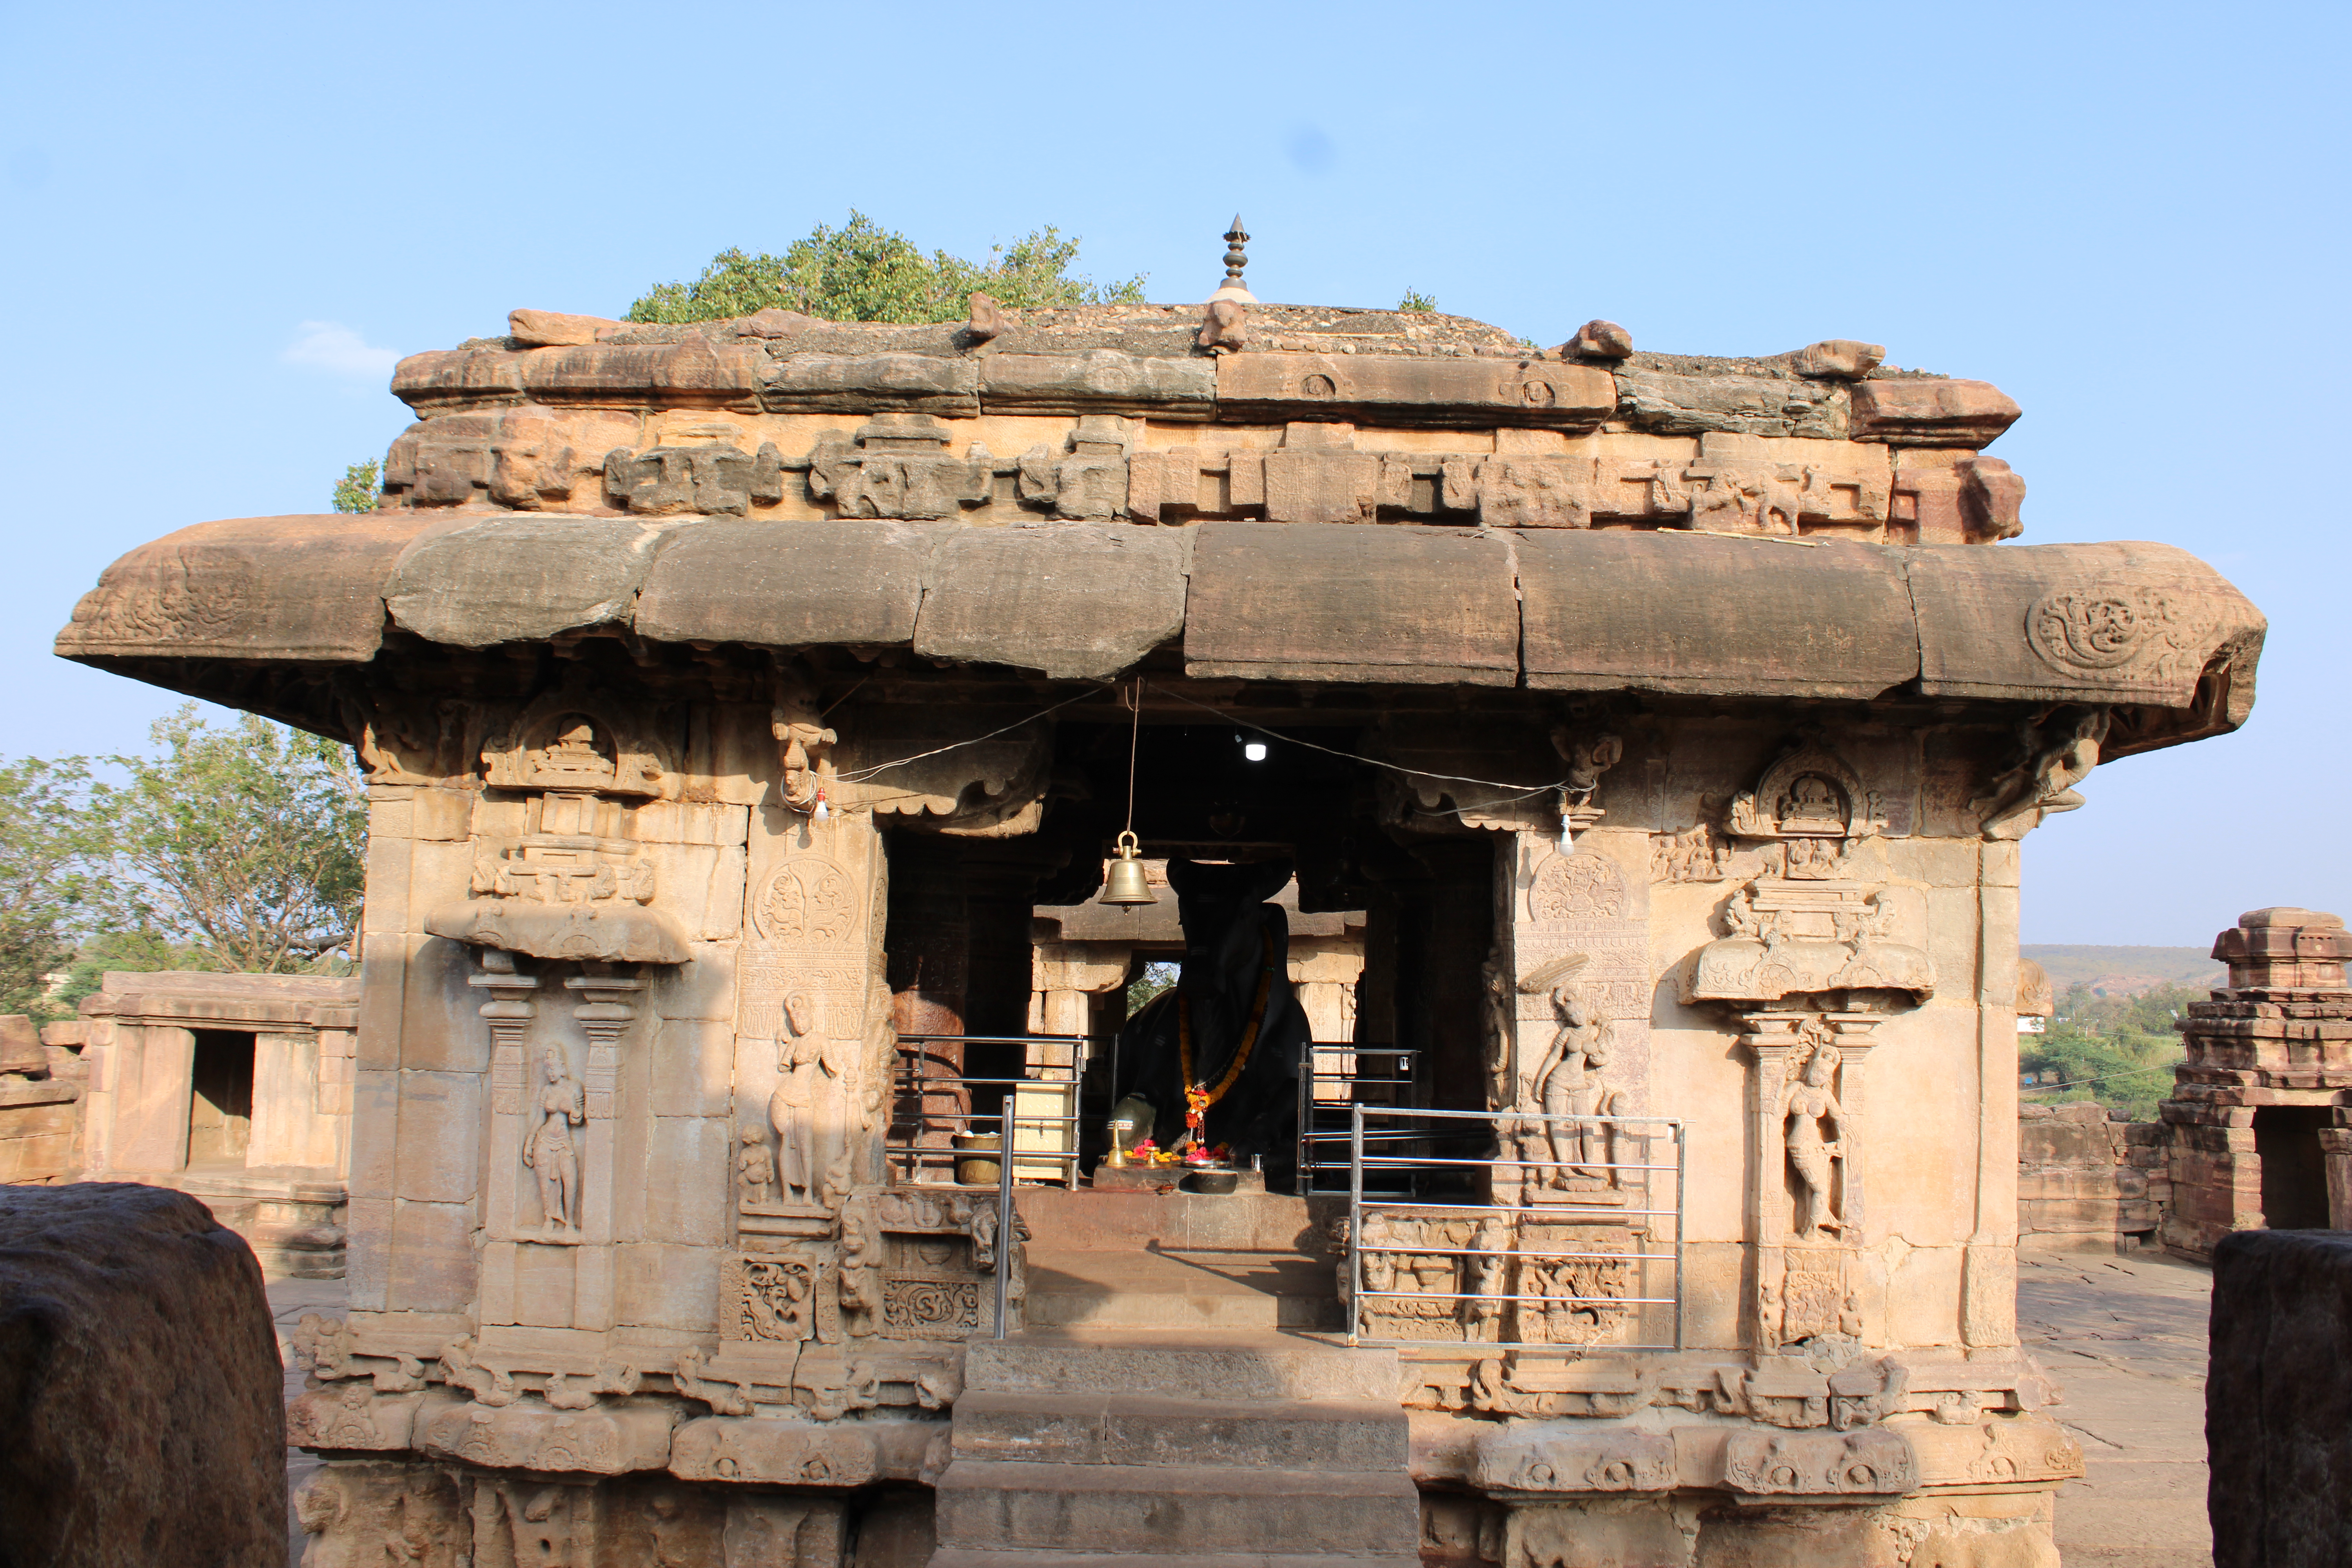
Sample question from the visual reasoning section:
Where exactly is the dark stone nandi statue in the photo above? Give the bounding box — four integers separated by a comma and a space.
1115, 858, 1307, 1183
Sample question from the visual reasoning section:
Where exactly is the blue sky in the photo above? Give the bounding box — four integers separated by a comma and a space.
2, 1, 2345, 944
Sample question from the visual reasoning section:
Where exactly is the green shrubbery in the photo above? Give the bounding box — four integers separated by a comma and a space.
2021, 982, 2203, 1121
627, 212, 1145, 326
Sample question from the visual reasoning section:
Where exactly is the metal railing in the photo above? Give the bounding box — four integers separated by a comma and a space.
886, 1033, 1091, 1341
1296, 1042, 1420, 1196
1344, 1103, 1686, 1352
887, 1033, 1084, 1190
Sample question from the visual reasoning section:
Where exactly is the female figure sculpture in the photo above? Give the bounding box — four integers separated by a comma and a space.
525, 1047, 585, 1230
769, 989, 832, 1204
1519, 955, 1625, 1187
1783, 1043, 1851, 1238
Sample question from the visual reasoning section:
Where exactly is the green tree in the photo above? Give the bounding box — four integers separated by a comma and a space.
1126, 960, 1178, 1020
627, 211, 1146, 326
96, 707, 368, 973
1397, 289, 1438, 313
47, 927, 217, 1015
2021, 982, 2200, 1120
0, 756, 105, 1016
333, 459, 381, 514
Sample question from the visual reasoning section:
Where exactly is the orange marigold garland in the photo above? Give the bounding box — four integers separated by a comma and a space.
1175, 926, 1279, 1159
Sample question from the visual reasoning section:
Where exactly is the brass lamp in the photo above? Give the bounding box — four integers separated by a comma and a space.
1100, 830, 1157, 906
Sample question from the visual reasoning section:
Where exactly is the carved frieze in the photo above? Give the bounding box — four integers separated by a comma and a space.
2023, 583, 2215, 678
414, 1398, 677, 1476
1474, 1427, 1677, 1495
1017, 414, 1131, 520
719, 1247, 839, 1346
604, 432, 786, 515
1717, 1428, 1918, 1496
808, 414, 990, 519
668, 1415, 885, 1487
385, 405, 624, 510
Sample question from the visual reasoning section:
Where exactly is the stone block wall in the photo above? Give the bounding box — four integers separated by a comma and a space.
0, 1016, 87, 1185
2016, 1102, 2165, 1252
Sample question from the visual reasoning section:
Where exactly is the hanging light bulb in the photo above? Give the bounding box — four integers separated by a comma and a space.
811, 787, 830, 822
1101, 829, 1157, 905
1559, 787, 1576, 851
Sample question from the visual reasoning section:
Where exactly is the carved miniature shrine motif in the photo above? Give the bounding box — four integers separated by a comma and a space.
1685, 737, 1933, 1008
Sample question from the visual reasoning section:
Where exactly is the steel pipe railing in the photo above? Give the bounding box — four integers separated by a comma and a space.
1343, 1103, 1686, 1354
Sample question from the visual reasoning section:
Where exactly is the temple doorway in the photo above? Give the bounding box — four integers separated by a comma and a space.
880, 708, 1499, 1193
187, 1027, 256, 1167
2254, 1105, 2333, 1230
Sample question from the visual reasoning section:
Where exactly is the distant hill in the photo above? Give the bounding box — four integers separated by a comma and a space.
2020, 944, 2224, 996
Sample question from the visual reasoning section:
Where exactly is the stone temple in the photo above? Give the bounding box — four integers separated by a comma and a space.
54, 265, 2263, 1566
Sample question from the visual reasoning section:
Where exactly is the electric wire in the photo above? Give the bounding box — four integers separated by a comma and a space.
1143, 681, 1569, 794
2018, 1060, 2183, 1094
829, 689, 1103, 783
825, 677, 1574, 803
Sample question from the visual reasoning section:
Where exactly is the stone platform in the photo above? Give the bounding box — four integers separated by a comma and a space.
170, 1166, 347, 1279
1018, 1184, 1344, 1333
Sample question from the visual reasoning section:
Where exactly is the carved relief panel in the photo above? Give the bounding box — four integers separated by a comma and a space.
1506, 835, 1652, 1112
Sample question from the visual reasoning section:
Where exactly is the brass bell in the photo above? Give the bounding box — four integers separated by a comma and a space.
1100, 830, 1158, 906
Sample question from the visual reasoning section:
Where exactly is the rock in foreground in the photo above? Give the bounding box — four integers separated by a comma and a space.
0, 1183, 285, 1568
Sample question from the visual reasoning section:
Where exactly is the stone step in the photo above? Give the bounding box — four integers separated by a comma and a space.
929, 1551, 1420, 1568
966, 1332, 1401, 1404
950, 1390, 1407, 1470
933, 1459, 1421, 1555
1026, 1247, 1341, 1332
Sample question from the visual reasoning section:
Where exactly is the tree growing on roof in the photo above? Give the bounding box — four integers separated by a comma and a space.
626, 210, 1146, 325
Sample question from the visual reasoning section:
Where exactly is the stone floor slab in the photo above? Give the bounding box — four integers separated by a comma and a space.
2019, 1250, 2212, 1568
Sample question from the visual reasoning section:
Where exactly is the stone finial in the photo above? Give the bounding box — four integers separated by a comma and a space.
1560, 319, 1633, 361
1209, 215, 1255, 304
2214, 907, 2351, 992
